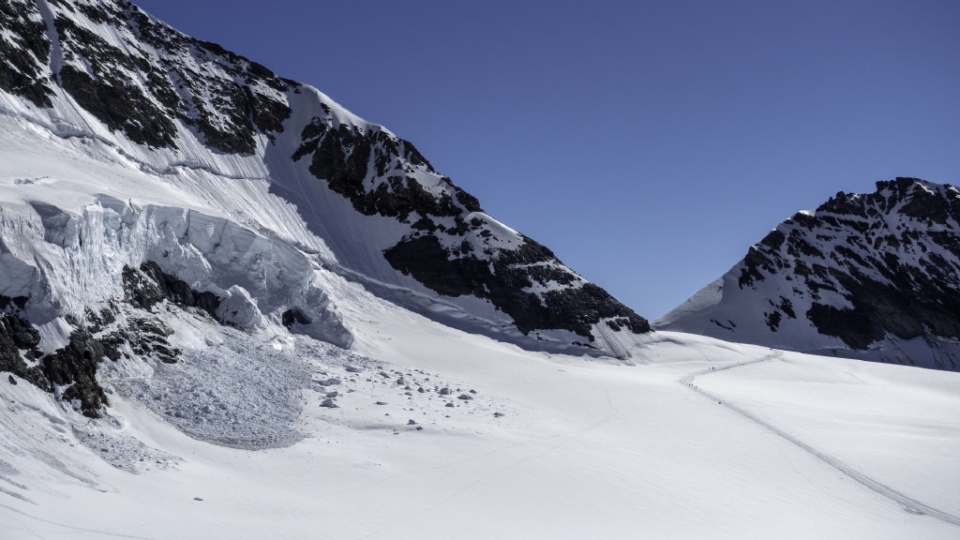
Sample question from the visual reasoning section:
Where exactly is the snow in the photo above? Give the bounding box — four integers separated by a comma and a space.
3, 294, 960, 539
658, 178, 960, 368
0, 3, 957, 536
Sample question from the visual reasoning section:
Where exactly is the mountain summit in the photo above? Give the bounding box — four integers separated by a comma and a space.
2, 3, 960, 537
1, 0, 647, 377
659, 177, 960, 371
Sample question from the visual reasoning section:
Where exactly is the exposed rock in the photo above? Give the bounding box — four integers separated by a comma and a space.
281, 308, 312, 327
319, 399, 337, 409
661, 177, 960, 371
11, 0, 298, 152
0, 0, 53, 107
384, 235, 649, 339
41, 330, 111, 418
126, 262, 221, 318
0, 312, 50, 391
292, 104, 648, 346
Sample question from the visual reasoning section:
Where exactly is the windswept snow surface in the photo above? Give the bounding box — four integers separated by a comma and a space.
1, 60, 958, 540
2, 277, 960, 539
0, 2, 957, 537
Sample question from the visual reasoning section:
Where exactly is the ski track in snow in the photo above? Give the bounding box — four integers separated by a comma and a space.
357, 391, 623, 540
680, 353, 960, 528
0, 501, 160, 540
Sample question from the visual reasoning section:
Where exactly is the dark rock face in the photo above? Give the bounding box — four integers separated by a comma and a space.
3, 0, 650, 353
281, 308, 312, 327
295, 115, 649, 342
0, 296, 119, 418
384, 235, 648, 339
293, 120, 463, 222
735, 178, 960, 358
0, 0, 54, 107
0, 261, 236, 418
0, 309, 49, 391
41, 330, 112, 418
124, 262, 221, 320
5, 0, 294, 152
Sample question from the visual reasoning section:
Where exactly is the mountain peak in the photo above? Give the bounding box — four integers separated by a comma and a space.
659, 177, 960, 371
0, 0, 650, 411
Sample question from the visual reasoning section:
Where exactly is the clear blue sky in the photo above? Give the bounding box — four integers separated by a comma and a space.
134, 0, 960, 319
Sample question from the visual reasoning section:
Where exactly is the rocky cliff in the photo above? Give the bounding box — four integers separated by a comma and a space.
659, 177, 960, 371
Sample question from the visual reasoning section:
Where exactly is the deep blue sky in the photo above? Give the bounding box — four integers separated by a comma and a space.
135, 0, 960, 319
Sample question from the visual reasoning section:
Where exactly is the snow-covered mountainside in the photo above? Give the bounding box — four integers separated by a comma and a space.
0, 0, 651, 418
2, 2, 960, 538
659, 178, 960, 371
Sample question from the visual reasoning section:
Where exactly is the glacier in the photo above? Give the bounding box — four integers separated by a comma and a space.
0, 1, 958, 538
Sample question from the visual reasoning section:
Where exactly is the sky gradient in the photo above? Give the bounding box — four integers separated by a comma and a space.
133, 0, 960, 319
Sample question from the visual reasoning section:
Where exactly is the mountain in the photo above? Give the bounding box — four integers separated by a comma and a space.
658, 177, 960, 371
0, 0, 651, 417
2, 2, 960, 538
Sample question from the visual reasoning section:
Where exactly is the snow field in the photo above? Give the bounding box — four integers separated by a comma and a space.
0, 25, 957, 538
1, 229, 959, 539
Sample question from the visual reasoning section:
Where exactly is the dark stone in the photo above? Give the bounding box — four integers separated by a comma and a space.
281, 308, 312, 327
384, 235, 649, 339
759, 229, 785, 250
807, 303, 882, 350
0, 0, 53, 107
295, 123, 463, 223
42, 330, 110, 418
0, 314, 48, 391
733, 177, 960, 361
738, 247, 770, 289
765, 311, 782, 332
43, 2, 295, 154
124, 262, 221, 320
779, 297, 796, 319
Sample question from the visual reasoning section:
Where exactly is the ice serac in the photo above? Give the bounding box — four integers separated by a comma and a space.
0, 0, 648, 422
658, 178, 960, 371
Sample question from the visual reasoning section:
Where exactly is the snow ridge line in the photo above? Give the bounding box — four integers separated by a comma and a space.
680, 352, 960, 528
0, 105, 265, 183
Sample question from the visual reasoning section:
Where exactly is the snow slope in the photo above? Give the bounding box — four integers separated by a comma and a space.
1, 283, 959, 539
659, 178, 960, 371
0, 1, 958, 538
0, 0, 648, 359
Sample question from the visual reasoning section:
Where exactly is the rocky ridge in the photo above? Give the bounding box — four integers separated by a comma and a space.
0, 0, 648, 355
659, 177, 960, 371
0, 0, 652, 419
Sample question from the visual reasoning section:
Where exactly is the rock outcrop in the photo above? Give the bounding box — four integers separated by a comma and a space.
659, 178, 960, 371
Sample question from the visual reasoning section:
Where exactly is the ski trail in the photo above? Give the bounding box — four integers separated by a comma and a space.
680, 352, 960, 528
357, 390, 623, 540
0, 502, 160, 540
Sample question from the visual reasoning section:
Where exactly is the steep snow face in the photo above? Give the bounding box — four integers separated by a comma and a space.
0, 0, 649, 358
659, 178, 960, 371
0, 185, 352, 418
0, 196, 350, 346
